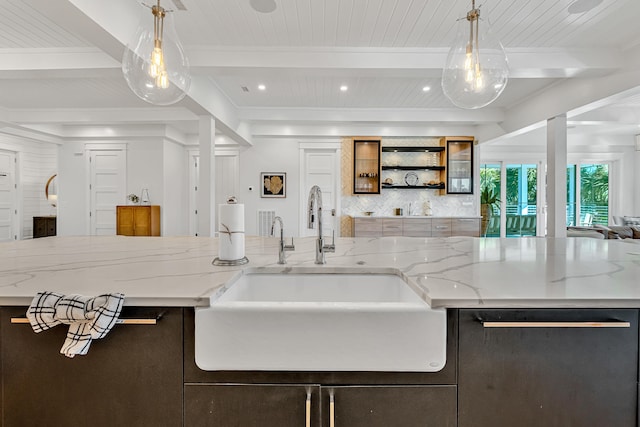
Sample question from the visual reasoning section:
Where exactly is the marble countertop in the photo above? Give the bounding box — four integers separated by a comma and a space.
351, 215, 481, 219
2, 236, 640, 308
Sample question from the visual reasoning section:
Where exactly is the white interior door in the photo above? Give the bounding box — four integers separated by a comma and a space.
301, 148, 339, 237
189, 151, 239, 236
0, 150, 16, 242
88, 150, 126, 235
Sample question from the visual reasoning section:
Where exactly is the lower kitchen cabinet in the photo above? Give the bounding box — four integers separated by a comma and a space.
458, 309, 639, 427
185, 384, 321, 427
184, 384, 456, 427
323, 385, 456, 427
1, 306, 183, 427
353, 217, 480, 237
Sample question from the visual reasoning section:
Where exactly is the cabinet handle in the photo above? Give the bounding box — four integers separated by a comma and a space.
482, 321, 630, 328
457, 219, 476, 222
305, 392, 311, 427
434, 226, 448, 230
329, 393, 335, 427
10, 317, 157, 325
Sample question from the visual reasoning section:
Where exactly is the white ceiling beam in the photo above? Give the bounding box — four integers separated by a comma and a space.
189, 46, 622, 79
0, 48, 119, 72
238, 107, 504, 123
7, 107, 197, 124
497, 45, 640, 138
250, 123, 480, 138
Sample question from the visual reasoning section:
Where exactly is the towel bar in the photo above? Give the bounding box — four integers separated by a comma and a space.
10, 317, 157, 325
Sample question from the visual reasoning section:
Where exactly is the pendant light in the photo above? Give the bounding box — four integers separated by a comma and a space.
122, 0, 191, 106
441, 0, 508, 109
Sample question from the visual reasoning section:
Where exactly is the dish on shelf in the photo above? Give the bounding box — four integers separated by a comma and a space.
404, 172, 419, 186
384, 178, 393, 184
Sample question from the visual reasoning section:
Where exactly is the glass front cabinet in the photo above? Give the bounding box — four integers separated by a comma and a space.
446, 139, 474, 194
353, 139, 381, 194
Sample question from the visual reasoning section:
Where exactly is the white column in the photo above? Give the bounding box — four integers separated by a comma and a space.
635, 136, 640, 215
198, 116, 216, 237
547, 114, 567, 237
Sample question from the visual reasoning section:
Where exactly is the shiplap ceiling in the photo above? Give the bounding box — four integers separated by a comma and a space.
1, 0, 640, 144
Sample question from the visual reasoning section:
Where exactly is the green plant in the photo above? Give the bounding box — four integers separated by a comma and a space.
480, 186, 500, 213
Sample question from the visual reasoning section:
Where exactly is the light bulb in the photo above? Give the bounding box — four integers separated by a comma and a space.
441, 5, 508, 109
122, 1, 191, 106
149, 46, 164, 78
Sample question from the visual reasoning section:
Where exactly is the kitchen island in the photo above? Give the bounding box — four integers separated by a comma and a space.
1, 236, 640, 426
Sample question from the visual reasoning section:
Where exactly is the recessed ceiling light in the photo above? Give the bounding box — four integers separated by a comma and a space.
568, 0, 603, 14
422, 86, 431, 92
340, 85, 348, 92
258, 84, 266, 91
250, 0, 277, 14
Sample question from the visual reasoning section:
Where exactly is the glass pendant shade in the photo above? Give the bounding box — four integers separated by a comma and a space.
441, 9, 508, 109
122, 2, 191, 106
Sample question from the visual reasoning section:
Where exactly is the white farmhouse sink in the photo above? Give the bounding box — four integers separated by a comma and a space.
195, 272, 446, 372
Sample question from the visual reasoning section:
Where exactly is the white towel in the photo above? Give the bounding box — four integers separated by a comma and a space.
27, 291, 125, 358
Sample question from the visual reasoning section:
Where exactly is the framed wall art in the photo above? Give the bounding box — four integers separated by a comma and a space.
261, 172, 286, 198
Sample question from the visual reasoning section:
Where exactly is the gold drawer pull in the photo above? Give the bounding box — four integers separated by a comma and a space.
11, 317, 157, 325
482, 321, 630, 328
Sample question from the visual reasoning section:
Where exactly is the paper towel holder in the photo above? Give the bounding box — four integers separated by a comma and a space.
213, 196, 248, 266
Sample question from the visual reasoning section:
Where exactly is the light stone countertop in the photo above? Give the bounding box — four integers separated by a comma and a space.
1, 235, 640, 308
351, 215, 481, 219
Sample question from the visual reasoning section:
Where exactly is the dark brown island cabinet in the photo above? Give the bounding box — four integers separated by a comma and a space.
458, 309, 639, 427
1, 307, 638, 426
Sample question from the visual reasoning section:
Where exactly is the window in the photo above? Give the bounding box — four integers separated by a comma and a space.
580, 164, 609, 226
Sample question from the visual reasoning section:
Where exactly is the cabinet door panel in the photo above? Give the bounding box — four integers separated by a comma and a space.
133, 206, 151, 236
185, 384, 321, 427
353, 218, 382, 237
323, 386, 456, 427
459, 309, 638, 427
451, 218, 479, 237
402, 218, 431, 237
382, 218, 403, 236
116, 206, 134, 235
431, 218, 452, 237
1, 306, 183, 427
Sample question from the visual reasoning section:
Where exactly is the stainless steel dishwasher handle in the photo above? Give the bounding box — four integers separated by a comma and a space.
482, 321, 630, 328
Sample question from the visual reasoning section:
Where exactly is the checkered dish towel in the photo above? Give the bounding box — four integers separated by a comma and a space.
26, 291, 125, 358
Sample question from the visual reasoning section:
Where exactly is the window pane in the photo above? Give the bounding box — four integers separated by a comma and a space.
480, 164, 501, 237
566, 165, 576, 226
506, 164, 537, 237
580, 164, 608, 226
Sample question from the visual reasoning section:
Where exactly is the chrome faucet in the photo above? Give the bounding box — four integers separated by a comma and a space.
271, 216, 295, 264
307, 185, 335, 264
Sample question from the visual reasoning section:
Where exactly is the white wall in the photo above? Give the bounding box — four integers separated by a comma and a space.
239, 138, 300, 236
58, 138, 189, 236
0, 134, 57, 239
